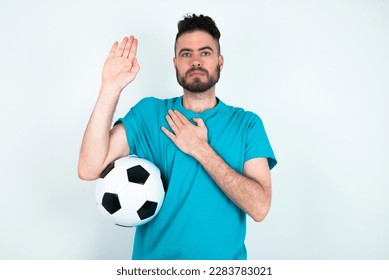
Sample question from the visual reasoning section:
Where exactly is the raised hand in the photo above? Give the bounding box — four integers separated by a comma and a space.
101, 36, 140, 91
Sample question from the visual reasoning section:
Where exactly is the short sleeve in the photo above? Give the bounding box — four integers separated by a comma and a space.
114, 97, 156, 156
244, 113, 277, 170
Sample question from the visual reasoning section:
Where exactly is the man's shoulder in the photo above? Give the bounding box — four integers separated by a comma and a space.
136, 96, 179, 109
220, 100, 262, 122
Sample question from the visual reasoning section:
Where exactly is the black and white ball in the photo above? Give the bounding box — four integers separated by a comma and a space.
96, 155, 165, 227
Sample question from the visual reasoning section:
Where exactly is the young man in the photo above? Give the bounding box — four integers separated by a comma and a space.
78, 14, 277, 260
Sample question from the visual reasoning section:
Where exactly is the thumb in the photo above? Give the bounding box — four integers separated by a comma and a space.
192, 118, 205, 127
131, 58, 140, 72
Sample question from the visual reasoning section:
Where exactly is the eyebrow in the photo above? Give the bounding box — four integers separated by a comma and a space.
178, 46, 214, 56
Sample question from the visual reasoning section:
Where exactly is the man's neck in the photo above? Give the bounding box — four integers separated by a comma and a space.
182, 88, 218, 113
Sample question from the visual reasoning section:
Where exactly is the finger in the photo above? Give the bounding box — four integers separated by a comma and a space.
108, 41, 119, 58
128, 37, 138, 60
169, 110, 191, 127
115, 37, 129, 57
173, 110, 191, 125
129, 58, 140, 75
122, 35, 134, 58
161, 126, 176, 140
192, 117, 205, 127
165, 114, 180, 133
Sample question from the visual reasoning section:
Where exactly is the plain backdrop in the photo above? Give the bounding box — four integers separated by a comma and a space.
1, 0, 388, 259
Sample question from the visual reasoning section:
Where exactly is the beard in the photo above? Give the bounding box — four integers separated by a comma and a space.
176, 65, 221, 93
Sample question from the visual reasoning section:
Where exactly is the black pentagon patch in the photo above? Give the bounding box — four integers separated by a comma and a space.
100, 161, 115, 179
102, 193, 121, 214
127, 165, 150, 185
137, 200, 158, 220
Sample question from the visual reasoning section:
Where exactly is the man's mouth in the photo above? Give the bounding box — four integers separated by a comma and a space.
187, 70, 207, 77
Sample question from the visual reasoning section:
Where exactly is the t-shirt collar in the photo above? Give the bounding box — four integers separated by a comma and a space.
172, 95, 224, 121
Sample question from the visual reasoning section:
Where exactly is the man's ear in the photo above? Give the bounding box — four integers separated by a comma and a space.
218, 55, 224, 71
173, 57, 177, 68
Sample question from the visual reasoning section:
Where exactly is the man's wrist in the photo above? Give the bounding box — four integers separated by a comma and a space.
100, 83, 123, 96
192, 142, 215, 163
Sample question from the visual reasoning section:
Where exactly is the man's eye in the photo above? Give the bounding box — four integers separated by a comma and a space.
201, 51, 211, 56
181, 53, 191, 57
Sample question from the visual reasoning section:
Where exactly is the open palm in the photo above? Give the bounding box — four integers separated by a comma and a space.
102, 36, 140, 91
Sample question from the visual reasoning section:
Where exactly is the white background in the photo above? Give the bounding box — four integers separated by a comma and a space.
0, 0, 388, 259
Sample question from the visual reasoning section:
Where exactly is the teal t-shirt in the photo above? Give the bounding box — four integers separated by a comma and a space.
116, 96, 277, 260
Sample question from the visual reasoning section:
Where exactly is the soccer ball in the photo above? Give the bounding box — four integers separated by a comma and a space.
96, 155, 165, 227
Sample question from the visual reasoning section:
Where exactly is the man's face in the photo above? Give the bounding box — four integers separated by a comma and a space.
174, 31, 224, 93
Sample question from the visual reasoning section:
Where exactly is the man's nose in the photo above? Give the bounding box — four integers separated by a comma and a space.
191, 54, 201, 67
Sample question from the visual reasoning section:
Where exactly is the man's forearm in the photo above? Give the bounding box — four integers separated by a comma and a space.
78, 86, 121, 180
194, 144, 271, 222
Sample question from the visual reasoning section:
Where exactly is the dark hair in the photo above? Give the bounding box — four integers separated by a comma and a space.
175, 14, 221, 54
